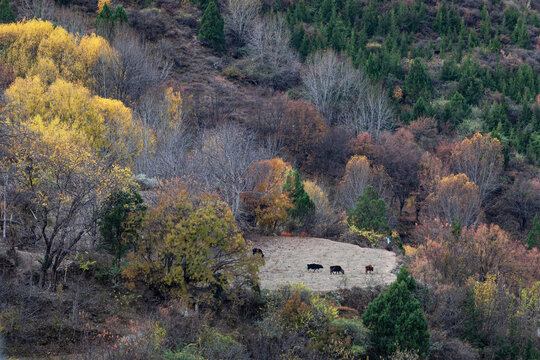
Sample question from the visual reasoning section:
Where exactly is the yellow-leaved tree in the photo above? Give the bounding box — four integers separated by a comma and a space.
8, 117, 133, 289
0, 20, 113, 86
123, 181, 260, 299
5, 76, 142, 164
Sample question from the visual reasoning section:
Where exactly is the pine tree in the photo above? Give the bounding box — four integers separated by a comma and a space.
199, 1, 225, 51
343, 0, 356, 27
363, 1, 378, 36
348, 185, 389, 234
283, 169, 315, 221
480, 4, 491, 45
512, 17, 529, 49
526, 214, 540, 250
412, 97, 429, 120
0, 0, 15, 24
98, 189, 146, 263
440, 57, 459, 81
318, 0, 333, 23
113, 5, 128, 24
458, 58, 484, 104
404, 59, 432, 103
433, 0, 446, 35
95, 3, 114, 40
468, 29, 480, 48
444, 91, 470, 130
362, 267, 430, 358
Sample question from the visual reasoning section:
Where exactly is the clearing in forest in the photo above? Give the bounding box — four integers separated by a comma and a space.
251, 236, 398, 292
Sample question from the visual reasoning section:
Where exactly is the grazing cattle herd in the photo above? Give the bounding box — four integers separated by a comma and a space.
254, 248, 375, 276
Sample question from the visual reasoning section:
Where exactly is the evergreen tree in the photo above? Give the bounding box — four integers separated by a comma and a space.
299, 32, 311, 60
503, 6, 520, 32
412, 97, 429, 120
95, 3, 114, 40
490, 28, 502, 53
283, 169, 315, 221
526, 214, 540, 250
113, 5, 128, 24
468, 29, 480, 48
458, 58, 484, 104
444, 91, 470, 130
512, 17, 529, 49
362, 267, 430, 358
480, 4, 491, 45
0, 0, 15, 24
342, 0, 356, 27
318, 0, 333, 23
404, 59, 432, 103
98, 188, 146, 263
440, 57, 459, 81
199, 1, 225, 51
363, 1, 378, 36
348, 185, 389, 233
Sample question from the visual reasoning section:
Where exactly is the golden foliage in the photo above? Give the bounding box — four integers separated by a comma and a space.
97, 0, 111, 12
0, 20, 113, 86
245, 158, 294, 232
5, 76, 142, 164
426, 173, 481, 226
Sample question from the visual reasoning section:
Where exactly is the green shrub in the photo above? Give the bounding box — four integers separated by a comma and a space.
347, 185, 389, 234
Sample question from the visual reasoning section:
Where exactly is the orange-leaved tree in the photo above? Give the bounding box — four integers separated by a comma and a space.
426, 173, 481, 227
243, 158, 293, 233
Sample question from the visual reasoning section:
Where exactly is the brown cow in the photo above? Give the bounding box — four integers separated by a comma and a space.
365, 264, 374, 274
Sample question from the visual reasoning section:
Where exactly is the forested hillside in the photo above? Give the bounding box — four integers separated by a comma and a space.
0, 0, 539, 358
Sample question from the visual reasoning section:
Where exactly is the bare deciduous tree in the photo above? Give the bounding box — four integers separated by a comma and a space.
92, 29, 171, 105
191, 123, 272, 219
246, 15, 300, 89
225, 0, 260, 45
302, 50, 367, 125
373, 129, 423, 216
134, 90, 191, 179
338, 155, 391, 211
341, 83, 395, 138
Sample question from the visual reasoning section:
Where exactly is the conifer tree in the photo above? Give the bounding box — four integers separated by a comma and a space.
318, 0, 333, 23
512, 17, 529, 49
199, 1, 225, 51
411, 97, 429, 120
468, 29, 480, 48
113, 5, 128, 24
95, 3, 114, 40
404, 59, 432, 102
526, 214, 540, 250
480, 4, 491, 45
348, 185, 389, 233
98, 188, 146, 263
362, 267, 430, 358
283, 169, 315, 221
0, 0, 15, 24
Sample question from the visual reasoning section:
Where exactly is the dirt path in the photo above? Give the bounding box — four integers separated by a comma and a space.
251, 236, 398, 292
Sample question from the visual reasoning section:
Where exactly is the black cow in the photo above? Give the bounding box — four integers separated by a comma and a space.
330, 265, 344, 274
252, 248, 264, 257
365, 264, 374, 274
307, 263, 324, 272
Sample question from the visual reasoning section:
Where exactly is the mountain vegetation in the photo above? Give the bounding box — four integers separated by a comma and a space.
0, 0, 539, 358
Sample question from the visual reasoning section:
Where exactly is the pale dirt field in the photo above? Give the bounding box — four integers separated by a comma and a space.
250, 236, 398, 292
